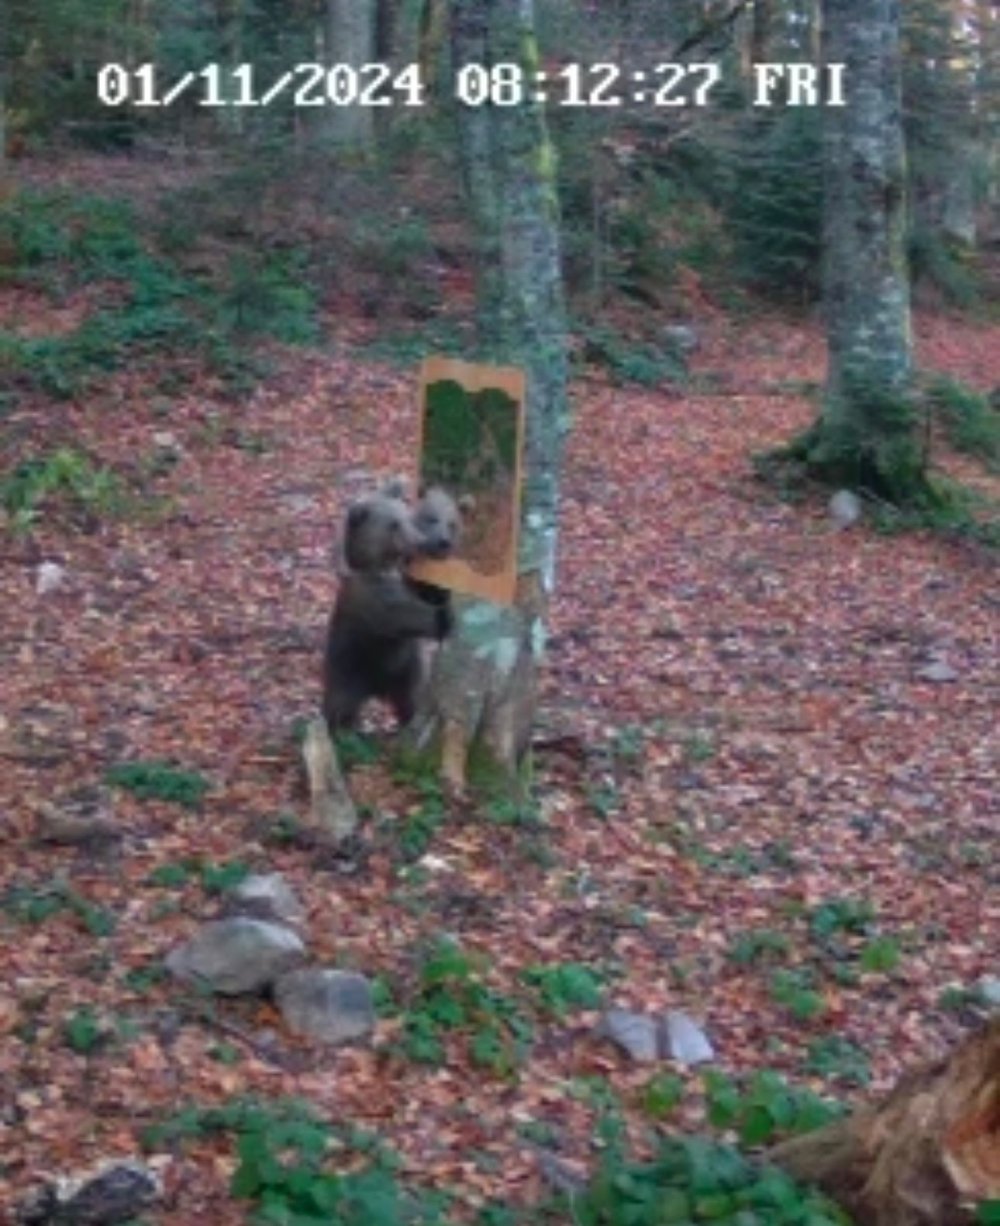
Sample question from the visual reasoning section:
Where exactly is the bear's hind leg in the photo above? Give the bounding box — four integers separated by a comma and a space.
386, 648, 425, 728
322, 671, 367, 735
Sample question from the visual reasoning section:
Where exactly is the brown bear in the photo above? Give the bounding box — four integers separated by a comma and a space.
322, 481, 455, 733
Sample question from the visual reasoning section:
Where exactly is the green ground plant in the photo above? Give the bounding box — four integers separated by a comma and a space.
2, 880, 116, 936
105, 760, 210, 810
396, 938, 533, 1077
0, 447, 126, 531
925, 376, 1000, 469
0, 190, 318, 400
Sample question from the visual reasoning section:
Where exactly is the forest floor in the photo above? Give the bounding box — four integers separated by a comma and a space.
1, 165, 998, 1221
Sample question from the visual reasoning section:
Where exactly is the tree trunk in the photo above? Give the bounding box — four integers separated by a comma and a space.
215, 0, 245, 134
905, 0, 980, 252
375, 0, 397, 63
0, 58, 7, 183
823, 0, 911, 399
418, 0, 448, 98
751, 0, 771, 63
790, 0, 926, 503
770, 1019, 1000, 1226
973, 0, 999, 232
412, 0, 569, 796
936, 0, 978, 248
450, 2, 503, 336
324, 0, 375, 151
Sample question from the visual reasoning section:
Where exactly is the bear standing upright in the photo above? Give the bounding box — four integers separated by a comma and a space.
322, 482, 455, 733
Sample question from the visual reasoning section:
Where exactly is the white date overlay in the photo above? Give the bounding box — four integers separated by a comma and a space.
97, 63, 426, 108
96, 62, 846, 110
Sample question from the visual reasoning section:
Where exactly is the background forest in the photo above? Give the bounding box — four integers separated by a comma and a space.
0, 2, 998, 1225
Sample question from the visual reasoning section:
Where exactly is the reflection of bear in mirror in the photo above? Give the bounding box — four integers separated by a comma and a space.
421, 381, 519, 578
322, 482, 452, 733
413, 485, 475, 559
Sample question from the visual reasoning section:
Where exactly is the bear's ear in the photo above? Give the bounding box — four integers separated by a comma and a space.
382, 477, 408, 500
417, 482, 428, 499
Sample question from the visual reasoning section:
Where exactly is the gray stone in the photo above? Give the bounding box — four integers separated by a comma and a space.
275, 968, 376, 1045
232, 873, 306, 926
662, 324, 700, 354
978, 976, 1000, 1007
829, 489, 862, 528
596, 1009, 659, 1062
917, 660, 959, 683
661, 1010, 715, 1066
36, 562, 66, 595
165, 918, 305, 994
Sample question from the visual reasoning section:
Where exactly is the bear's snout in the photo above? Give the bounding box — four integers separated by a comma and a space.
420, 532, 453, 559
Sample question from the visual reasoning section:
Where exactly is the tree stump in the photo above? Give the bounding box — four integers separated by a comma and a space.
770, 1020, 1000, 1225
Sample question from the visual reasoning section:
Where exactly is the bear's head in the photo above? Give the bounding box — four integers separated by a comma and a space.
413, 486, 475, 560
342, 480, 421, 574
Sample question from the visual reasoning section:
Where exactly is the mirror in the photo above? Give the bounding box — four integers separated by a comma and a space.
408, 356, 525, 605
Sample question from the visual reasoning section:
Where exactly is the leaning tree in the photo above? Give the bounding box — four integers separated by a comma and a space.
408, 0, 570, 795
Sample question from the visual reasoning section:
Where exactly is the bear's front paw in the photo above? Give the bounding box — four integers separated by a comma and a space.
435, 604, 454, 640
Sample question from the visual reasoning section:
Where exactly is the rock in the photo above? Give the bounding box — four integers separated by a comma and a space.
662, 324, 700, 354
977, 976, 1000, 1008
829, 489, 862, 528
35, 562, 66, 596
661, 1010, 715, 1066
232, 873, 306, 926
596, 1008, 660, 1062
917, 660, 959, 683
282, 492, 316, 514
151, 430, 181, 452
165, 918, 306, 994
275, 968, 375, 1045
17, 1160, 159, 1225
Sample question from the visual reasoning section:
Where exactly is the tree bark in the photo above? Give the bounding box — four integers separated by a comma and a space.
823, 0, 911, 401
215, 0, 246, 134
905, 0, 980, 251
770, 1019, 1000, 1226
450, 3, 504, 336
418, 0, 448, 97
788, 0, 927, 502
751, 0, 771, 63
412, 0, 569, 796
375, 0, 397, 63
324, 0, 376, 151
302, 717, 358, 842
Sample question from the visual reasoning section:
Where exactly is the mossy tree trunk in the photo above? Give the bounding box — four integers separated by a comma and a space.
770, 1019, 1000, 1226
414, 0, 569, 796
793, 0, 927, 502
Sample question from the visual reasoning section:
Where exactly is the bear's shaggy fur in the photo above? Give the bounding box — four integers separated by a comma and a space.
322, 482, 455, 733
